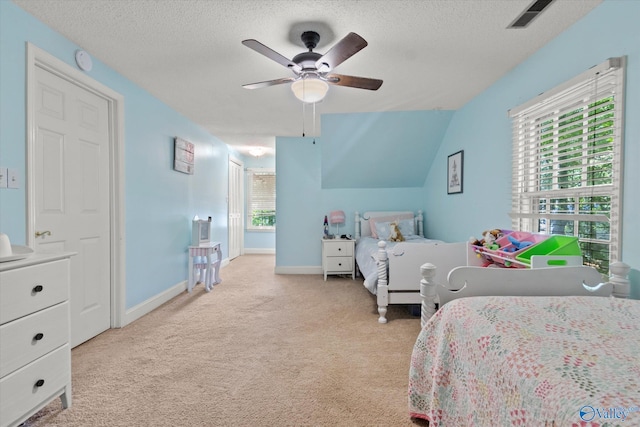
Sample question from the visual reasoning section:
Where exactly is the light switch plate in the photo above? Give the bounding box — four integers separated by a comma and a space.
0, 168, 7, 188
7, 169, 19, 189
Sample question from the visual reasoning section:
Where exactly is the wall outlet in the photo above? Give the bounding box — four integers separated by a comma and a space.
7, 169, 19, 189
0, 168, 7, 188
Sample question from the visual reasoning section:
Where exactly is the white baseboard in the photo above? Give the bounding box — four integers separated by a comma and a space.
124, 280, 187, 325
274, 266, 323, 275
244, 248, 275, 254
124, 258, 231, 326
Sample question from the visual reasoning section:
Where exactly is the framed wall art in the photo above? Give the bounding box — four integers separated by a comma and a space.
174, 137, 194, 175
447, 150, 463, 194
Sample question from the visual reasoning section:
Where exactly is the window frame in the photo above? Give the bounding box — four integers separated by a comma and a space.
508, 57, 626, 272
246, 168, 276, 231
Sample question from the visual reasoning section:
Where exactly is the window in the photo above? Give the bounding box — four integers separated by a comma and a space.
246, 168, 275, 230
509, 57, 625, 274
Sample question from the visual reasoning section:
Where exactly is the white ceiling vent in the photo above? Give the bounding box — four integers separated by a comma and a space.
508, 0, 555, 28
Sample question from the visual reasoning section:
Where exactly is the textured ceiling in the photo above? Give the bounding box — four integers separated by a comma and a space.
12, 0, 602, 156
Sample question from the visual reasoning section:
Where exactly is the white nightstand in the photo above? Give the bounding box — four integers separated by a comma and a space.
321, 238, 355, 281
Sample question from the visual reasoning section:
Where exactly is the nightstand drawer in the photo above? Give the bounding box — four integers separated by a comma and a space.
323, 241, 353, 257
325, 256, 353, 272
0, 302, 69, 377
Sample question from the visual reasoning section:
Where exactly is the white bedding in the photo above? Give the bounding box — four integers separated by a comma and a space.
355, 236, 442, 294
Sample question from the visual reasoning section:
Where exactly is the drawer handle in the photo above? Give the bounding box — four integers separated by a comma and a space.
34, 333, 44, 341
33, 285, 44, 293
338, 248, 342, 251
338, 263, 342, 266
35, 379, 45, 388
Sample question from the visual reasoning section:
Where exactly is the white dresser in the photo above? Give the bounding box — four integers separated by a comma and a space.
0, 252, 74, 427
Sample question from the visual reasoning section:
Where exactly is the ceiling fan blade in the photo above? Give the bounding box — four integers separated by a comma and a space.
242, 39, 302, 73
242, 77, 296, 90
315, 32, 368, 71
326, 74, 383, 91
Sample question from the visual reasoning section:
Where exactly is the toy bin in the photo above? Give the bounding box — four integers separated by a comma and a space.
493, 231, 550, 267
471, 229, 517, 267
515, 235, 581, 266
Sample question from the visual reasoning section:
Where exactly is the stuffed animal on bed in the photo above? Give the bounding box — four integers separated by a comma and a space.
388, 222, 405, 242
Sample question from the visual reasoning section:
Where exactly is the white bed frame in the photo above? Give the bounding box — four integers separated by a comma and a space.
418, 261, 631, 328
355, 211, 476, 323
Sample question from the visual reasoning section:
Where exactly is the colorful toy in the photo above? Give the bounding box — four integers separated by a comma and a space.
470, 229, 503, 248
506, 235, 533, 251
482, 229, 501, 248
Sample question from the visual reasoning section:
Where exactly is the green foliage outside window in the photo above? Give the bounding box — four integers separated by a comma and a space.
536, 97, 615, 274
251, 210, 276, 227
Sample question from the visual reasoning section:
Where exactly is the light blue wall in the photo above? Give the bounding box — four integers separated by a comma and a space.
423, 0, 640, 298
0, 1, 230, 308
321, 111, 454, 188
276, 137, 322, 266
276, 134, 435, 268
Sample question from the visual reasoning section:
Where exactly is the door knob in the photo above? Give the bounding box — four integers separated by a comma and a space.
35, 230, 52, 238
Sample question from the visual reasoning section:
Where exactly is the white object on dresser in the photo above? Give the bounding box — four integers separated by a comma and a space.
0, 252, 75, 427
321, 238, 355, 281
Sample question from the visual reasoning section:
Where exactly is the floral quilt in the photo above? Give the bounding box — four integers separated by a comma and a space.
408, 296, 640, 426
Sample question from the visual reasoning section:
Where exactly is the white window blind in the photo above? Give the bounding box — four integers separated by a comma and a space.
509, 57, 625, 273
246, 168, 275, 230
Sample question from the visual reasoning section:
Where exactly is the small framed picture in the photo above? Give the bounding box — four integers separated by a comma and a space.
447, 150, 463, 194
174, 137, 195, 175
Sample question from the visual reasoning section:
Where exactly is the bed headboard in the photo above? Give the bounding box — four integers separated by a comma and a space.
355, 211, 424, 239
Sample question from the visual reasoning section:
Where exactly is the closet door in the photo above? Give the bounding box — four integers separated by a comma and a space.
228, 158, 243, 260
32, 65, 111, 347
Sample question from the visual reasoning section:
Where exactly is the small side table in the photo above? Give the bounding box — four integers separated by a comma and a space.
321, 238, 355, 281
188, 242, 222, 292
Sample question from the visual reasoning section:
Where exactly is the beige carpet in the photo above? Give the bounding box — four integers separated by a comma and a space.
25, 255, 428, 427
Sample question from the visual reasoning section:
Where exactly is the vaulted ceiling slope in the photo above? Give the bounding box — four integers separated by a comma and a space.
12, 0, 602, 155
321, 111, 454, 189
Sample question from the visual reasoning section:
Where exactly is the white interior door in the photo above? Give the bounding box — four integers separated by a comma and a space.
228, 158, 243, 260
32, 65, 111, 347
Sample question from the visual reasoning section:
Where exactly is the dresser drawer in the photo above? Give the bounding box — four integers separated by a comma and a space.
323, 241, 353, 257
325, 256, 353, 272
0, 302, 69, 378
0, 344, 71, 427
0, 260, 69, 324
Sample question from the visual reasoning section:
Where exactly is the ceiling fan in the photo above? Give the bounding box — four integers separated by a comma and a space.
241, 31, 383, 103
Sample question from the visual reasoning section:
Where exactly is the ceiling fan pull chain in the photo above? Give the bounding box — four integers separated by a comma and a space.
302, 100, 306, 137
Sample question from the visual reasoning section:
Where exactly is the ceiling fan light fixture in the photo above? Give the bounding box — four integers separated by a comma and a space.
291, 78, 329, 103
249, 147, 265, 157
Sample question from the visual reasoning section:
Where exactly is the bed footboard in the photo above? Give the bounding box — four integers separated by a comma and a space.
419, 261, 631, 328
376, 241, 469, 323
